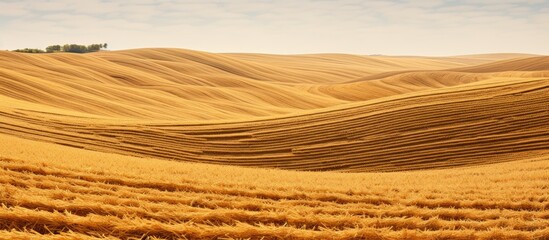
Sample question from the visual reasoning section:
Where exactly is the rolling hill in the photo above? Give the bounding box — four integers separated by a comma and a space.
0, 49, 548, 239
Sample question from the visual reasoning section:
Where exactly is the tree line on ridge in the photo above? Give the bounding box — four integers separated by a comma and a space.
12, 43, 108, 53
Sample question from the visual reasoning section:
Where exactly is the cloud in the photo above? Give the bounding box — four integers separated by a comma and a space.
1, 0, 548, 55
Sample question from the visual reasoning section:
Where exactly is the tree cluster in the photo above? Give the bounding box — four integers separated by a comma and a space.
49, 43, 108, 53
12, 43, 108, 54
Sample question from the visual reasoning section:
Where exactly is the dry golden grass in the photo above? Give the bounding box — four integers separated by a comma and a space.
0, 49, 548, 239
1, 134, 548, 239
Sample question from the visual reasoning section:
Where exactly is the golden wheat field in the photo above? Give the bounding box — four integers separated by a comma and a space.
1, 49, 549, 239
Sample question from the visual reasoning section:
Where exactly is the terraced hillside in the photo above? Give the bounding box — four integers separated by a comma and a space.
0, 49, 548, 239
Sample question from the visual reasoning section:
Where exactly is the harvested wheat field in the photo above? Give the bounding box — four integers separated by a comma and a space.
1, 49, 549, 239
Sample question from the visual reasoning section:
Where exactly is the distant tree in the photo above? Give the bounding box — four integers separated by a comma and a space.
45, 45, 62, 53
62, 44, 70, 52
87, 43, 104, 52
63, 44, 89, 53
103, 43, 108, 49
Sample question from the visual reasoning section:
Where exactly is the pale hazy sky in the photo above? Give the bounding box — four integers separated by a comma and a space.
1, 0, 548, 55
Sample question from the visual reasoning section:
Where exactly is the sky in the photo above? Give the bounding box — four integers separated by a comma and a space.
1, 0, 548, 56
